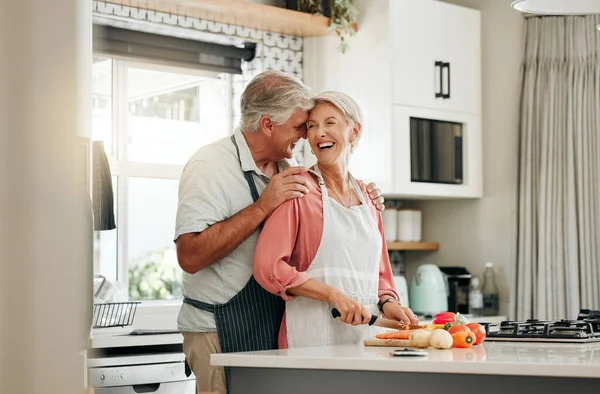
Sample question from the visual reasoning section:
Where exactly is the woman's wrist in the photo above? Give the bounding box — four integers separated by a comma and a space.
377, 297, 398, 314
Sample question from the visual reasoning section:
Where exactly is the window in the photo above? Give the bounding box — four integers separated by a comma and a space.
92, 57, 232, 301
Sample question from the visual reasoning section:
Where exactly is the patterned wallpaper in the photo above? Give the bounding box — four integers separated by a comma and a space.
92, 0, 306, 163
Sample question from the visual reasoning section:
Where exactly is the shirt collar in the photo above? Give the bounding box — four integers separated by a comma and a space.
233, 128, 293, 176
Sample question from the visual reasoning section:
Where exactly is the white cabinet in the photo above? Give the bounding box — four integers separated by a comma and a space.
303, 0, 394, 193
391, 0, 481, 115
303, 0, 482, 199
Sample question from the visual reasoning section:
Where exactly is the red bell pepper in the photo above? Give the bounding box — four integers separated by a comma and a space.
433, 312, 456, 325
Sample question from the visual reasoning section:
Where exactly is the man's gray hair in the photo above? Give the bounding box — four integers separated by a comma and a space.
240, 70, 313, 132
312, 91, 364, 150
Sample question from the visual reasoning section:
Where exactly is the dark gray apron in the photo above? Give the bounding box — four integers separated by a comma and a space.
183, 134, 285, 393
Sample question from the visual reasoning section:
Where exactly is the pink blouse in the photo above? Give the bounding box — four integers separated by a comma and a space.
253, 172, 399, 349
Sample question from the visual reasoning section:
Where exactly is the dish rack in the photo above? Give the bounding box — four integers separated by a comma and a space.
93, 274, 140, 329
93, 301, 140, 328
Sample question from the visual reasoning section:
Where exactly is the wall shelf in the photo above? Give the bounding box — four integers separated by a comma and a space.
102, 0, 345, 37
387, 241, 439, 251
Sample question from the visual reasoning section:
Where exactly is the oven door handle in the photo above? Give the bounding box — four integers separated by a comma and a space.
132, 383, 161, 393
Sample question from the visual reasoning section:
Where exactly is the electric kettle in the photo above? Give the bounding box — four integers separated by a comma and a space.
409, 264, 448, 315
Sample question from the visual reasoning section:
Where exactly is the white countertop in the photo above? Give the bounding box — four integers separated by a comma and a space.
212, 341, 600, 379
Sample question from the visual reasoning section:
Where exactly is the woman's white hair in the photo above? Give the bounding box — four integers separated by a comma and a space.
240, 70, 313, 132
312, 91, 364, 150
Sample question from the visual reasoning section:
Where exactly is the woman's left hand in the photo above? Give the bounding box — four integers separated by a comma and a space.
366, 182, 385, 212
382, 300, 420, 326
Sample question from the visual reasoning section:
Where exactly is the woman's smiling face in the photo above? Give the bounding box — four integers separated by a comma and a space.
307, 103, 360, 166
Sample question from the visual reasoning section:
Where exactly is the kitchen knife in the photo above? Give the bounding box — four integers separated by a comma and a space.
331, 308, 421, 330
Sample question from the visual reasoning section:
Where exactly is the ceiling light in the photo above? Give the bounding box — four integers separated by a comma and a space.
512, 0, 600, 15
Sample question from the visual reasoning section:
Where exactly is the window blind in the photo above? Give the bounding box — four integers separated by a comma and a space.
93, 24, 256, 74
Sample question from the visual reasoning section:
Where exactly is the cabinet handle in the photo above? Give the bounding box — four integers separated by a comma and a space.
435, 61, 443, 98
442, 62, 451, 99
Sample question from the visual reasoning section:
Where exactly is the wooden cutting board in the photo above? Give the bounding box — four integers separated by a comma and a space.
364, 338, 415, 347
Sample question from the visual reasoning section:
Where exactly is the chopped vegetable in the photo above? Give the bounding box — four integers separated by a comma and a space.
376, 330, 413, 340
429, 329, 453, 349
409, 330, 431, 348
447, 324, 471, 335
466, 323, 487, 345
452, 331, 476, 348
420, 323, 446, 330
433, 312, 456, 325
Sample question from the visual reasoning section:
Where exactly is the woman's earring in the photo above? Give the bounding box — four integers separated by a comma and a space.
311, 149, 314, 154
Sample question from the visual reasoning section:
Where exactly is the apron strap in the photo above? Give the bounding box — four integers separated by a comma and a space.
182, 297, 215, 313
313, 164, 366, 205
231, 134, 260, 203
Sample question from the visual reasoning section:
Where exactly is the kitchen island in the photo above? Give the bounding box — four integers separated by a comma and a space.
212, 341, 600, 394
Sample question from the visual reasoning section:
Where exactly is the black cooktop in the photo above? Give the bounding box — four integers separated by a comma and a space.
486, 309, 600, 343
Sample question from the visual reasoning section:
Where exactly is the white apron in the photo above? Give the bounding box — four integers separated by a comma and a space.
286, 165, 385, 348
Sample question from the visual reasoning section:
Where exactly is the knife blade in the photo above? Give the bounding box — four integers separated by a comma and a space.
331, 308, 421, 330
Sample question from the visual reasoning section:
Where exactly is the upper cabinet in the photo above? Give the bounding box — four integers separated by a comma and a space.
303, 0, 482, 199
391, 0, 481, 115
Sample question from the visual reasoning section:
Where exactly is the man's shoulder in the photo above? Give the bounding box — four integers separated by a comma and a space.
181, 136, 240, 176
187, 135, 235, 164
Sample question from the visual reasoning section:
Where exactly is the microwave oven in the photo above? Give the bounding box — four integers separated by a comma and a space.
410, 117, 463, 185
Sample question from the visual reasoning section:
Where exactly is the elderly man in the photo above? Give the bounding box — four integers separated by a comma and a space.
174, 70, 385, 394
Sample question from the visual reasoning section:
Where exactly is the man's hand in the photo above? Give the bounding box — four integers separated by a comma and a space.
366, 182, 385, 212
256, 166, 310, 214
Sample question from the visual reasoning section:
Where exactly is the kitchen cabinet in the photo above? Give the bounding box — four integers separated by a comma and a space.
304, 0, 482, 198
391, 0, 481, 115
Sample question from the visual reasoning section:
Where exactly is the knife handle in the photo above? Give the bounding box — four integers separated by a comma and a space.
331, 308, 378, 326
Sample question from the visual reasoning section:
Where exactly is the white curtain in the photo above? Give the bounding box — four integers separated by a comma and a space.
514, 15, 600, 320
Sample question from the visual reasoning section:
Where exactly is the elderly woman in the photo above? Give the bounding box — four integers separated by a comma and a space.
253, 91, 418, 349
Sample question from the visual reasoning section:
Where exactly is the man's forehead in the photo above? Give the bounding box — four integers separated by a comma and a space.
290, 109, 309, 123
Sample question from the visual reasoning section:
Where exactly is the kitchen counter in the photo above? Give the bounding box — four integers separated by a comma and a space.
212, 342, 600, 394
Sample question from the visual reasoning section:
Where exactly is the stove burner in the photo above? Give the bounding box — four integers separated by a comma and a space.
487, 309, 600, 342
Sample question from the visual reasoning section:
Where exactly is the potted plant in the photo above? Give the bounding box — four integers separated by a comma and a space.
285, 0, 358, 53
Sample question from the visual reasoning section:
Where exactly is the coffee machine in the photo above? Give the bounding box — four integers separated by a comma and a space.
439, 267, 472, 314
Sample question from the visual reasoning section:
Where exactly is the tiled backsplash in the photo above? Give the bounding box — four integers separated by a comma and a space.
93, 0, 306, 163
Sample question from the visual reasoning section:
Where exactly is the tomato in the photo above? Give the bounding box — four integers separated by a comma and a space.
433, 312, 456, 324
447, 324, 471, 335
466, 322, 487, 345
452, 331, 476, 348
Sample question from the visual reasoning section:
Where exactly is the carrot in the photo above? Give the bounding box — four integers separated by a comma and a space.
375, 330, 413, 340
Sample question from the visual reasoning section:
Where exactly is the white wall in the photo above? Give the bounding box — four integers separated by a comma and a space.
405, 0, 525, 317
1, 0, 92, 392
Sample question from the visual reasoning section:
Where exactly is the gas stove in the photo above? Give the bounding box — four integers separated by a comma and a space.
486, 309, 600, 343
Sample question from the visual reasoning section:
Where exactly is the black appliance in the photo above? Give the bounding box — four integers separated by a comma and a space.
486, 309, 600, 343
439, 266, 471, 314
410, 117, 463, 185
